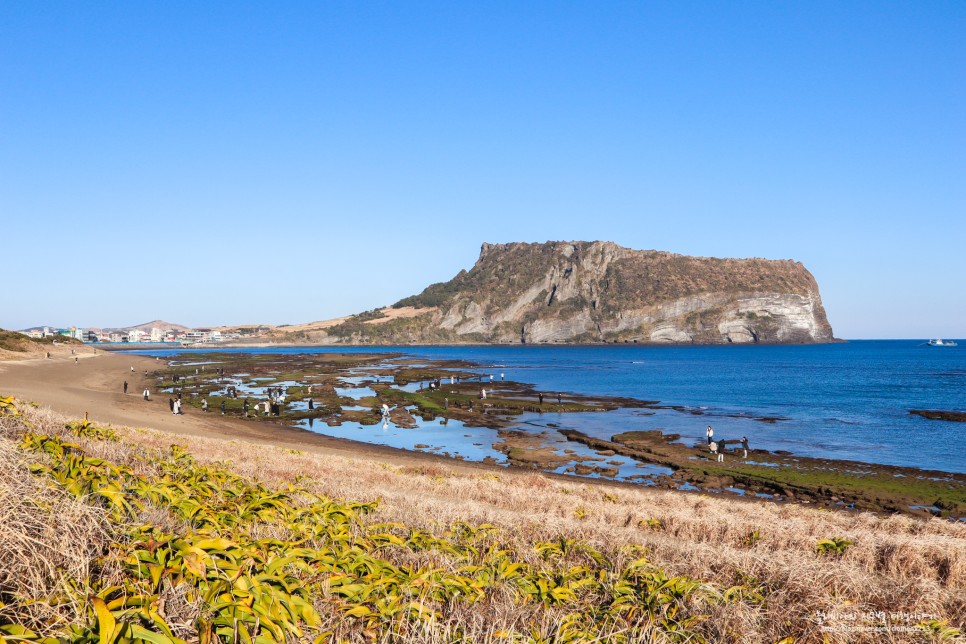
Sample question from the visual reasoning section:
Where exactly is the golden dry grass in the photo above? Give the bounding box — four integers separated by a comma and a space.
1, 401, 963, 643
0, 410, 114, 633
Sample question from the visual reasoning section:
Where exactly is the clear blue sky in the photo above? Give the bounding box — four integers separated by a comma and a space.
2, 2, 963, 338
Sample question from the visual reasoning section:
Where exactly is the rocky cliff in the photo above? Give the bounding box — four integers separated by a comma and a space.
311, 241, 835, 344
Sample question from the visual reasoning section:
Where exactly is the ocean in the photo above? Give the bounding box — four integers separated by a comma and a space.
130, 340, 965, 474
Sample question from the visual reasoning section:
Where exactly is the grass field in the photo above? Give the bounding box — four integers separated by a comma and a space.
0, 395, 963, 643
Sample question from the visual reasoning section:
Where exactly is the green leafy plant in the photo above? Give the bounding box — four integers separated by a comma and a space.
815, 537, 854, 556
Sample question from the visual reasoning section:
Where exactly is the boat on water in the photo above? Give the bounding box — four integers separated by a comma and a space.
927, 338, 958, 347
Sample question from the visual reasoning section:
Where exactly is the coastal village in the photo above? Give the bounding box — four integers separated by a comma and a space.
18, 322, 266, 345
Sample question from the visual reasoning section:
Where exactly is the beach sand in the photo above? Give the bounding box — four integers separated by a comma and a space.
0, 348, 461, 468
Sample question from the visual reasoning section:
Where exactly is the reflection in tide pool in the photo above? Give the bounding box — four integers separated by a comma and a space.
296, 412, 501, 464
295, 408, 674, 483
334, 386, 377, 400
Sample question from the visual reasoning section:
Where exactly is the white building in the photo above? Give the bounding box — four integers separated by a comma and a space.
128, 329, 146, 343
150, 327, 165, 343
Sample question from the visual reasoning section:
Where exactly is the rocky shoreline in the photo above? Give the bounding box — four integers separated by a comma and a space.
150, 350, 965, 520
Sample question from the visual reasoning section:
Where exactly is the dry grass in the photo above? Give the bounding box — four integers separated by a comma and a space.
0, 411, 114, 636
2, 402, 964, 643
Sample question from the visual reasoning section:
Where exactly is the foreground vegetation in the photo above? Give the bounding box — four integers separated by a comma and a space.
1, 395, 964, 642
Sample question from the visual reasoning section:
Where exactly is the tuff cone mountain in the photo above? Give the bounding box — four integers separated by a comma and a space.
309, 241, 835, 344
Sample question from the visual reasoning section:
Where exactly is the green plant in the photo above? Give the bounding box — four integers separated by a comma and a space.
917, 619, 963, 640
815, 537, 854, 556
638, 518, 662, 531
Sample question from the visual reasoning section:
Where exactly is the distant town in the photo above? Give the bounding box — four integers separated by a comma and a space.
18, 323, 271, 346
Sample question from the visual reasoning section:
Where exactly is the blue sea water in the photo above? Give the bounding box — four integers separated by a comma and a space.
129, 341, 965, 474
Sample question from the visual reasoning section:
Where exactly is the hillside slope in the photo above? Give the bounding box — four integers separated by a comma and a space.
313, 241, 834, 345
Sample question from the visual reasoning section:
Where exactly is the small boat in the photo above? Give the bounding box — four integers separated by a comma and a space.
927, 338, 958, 347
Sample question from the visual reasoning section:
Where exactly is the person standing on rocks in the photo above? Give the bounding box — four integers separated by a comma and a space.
741, 436, 749, 458
538, 393, 544, 405
706, 426, 714, 444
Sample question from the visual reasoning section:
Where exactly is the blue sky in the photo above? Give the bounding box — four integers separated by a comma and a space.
2, 2, 963, 338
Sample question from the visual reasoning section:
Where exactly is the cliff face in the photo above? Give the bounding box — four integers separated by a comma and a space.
318, 241, 834, 344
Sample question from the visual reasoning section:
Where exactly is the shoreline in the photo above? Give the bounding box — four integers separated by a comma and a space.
3, 347, 962, 519
0, 348, 686, 495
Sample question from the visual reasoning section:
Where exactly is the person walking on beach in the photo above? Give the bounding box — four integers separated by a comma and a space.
168, 398, 175, 414
123, 381, 128, 394
202, 398, 208, 412
143, 388, 150, 400
131, 366, 135, 373
741, 436, 749, 458
74, 356, 78, 364
706, 426, 714, 444
243, 399, 250, 417
221, 400, 226, 415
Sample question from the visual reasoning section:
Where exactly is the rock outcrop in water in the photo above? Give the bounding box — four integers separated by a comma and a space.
308, 241, 835, 344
